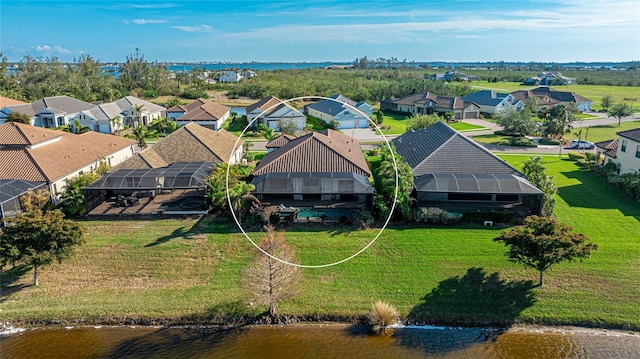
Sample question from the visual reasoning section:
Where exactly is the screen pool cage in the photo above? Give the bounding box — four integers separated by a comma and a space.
1, 179, 48, 225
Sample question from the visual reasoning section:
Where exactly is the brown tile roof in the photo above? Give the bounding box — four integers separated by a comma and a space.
246, 96, 298, 117
618, 128, 640, 142
169, 99, 230, 122
265, 134, 295, 149
595, 139, 618, 158
0, 96, 26, 108
116, 123, 242, 169
253, 129, 370, 177
0, 122, 136, 182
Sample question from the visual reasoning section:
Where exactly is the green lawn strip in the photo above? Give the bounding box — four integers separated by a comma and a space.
565, 120, 640, 143
470, 134, 513, 145
2, 159, 639, 329
447, 121, 487, 132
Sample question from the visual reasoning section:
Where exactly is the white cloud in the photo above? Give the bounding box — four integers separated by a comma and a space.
35, 45, 72, 55
172, 25, 213, 33
132, 19, 168, 25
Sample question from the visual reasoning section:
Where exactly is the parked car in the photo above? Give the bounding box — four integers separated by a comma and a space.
570, 140, 595, 149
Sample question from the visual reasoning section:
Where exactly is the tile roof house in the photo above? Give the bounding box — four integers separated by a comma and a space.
305, 94, 373, 129
265, 134, 295, 153
0, 122, 136, 207
167, 98, 230, 130
0, 96, 26, 108
73, 96, 166, 133
246, 96, 306, 132
597, 127, 640, 174
0, 96, 94, 128
380, 92, 480, 120
115, 122, 244, 169
392, 122, 543, 216
252, 129, 374, 203
461, 90, 525, 115
511, 87, 591, 112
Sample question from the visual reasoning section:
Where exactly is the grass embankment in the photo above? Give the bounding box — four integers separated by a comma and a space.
1, 157, 639, 329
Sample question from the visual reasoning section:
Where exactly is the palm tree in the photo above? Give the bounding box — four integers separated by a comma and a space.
132, 104, 145, 127
129, 124, 149, 149
109, 116, 123, 135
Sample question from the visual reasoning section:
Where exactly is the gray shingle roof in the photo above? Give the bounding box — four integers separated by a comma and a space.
391, 121, 521, 176
306, 94, 362, 116
617, 128, 640, 142
461, 90, 509, 107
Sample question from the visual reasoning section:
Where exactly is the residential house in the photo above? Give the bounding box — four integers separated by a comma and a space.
246, 96, 306, 131
596, 128, 640, 174
537, 71, 576, 85
430, 70, 478, 81
83, 123, 244, 214
392, 122, 543, 216
218, 70, 243, 83
380, 92, 480, 120
0, 122, 136, 211
0, 96, 26, 108
251, 129, 374, 204
242, 70, 258, 79
0, 96, 94, 128
167, 98, 230, 131
461, 90, 525, 115
510, 86, 591, 112
305, 94, 372, 129
265, 134, 295, 153
73, 96, 166, 134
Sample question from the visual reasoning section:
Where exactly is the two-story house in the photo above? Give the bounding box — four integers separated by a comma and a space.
596, 128, 640, 174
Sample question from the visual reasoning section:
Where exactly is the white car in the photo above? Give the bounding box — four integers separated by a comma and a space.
570, 140, 595, 149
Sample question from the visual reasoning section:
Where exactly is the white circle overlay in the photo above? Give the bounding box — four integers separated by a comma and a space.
226, 96, 399, 268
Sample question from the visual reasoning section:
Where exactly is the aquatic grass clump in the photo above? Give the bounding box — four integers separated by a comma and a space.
367, 301, 399, 334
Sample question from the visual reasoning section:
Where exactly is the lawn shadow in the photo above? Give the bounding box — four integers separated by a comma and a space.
0, 264, 31, 302
558, 167, 640, 219
398, 267, 536, 355
144, 216, 230, 247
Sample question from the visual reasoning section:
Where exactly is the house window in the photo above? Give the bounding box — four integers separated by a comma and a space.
621, 140, 627, 152
636, 145, 640, 159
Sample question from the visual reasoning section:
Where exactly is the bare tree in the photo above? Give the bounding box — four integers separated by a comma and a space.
242, 225, 302, 317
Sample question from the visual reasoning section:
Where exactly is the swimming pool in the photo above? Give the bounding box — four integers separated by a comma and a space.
296, 207, 358, 219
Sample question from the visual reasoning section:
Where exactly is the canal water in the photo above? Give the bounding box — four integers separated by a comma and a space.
2, 324, 639, 358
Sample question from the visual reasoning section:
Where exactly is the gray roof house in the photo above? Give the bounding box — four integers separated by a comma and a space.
305, 94, 372, 129
380, 92, 480, 120
246, 96, 306, 132
392, 122, 543, 216
461, 90, 525, 115
73, 96, 166, 133
252, 129, 373, 206
0, 96, 94, 128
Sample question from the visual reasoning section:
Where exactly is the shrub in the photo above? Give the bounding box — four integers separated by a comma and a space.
539, 138, 561, 145
352, 210, 374, 229
367, 301, 399, 334
509, 137, 537, 147
568, 152, 586, 161
494, 130, 515, 136
181, 88, 209, 99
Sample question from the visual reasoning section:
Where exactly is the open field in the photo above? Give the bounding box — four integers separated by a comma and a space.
1, 157, 639, 330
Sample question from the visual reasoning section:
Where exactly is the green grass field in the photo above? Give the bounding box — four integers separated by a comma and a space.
376, 112, 486, 134
1, 157, 639, 329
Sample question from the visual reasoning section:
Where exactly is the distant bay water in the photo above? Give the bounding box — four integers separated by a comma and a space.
99, 62, 353, 78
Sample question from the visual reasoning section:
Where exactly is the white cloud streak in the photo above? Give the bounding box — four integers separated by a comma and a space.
172, 25, 214, 33
35, 45, 72, 55
132, 19, 168, 24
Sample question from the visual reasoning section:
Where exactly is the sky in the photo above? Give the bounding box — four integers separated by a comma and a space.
1, 0, 639, 63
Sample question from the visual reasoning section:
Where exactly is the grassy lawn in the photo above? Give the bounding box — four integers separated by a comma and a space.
1, 157, 639, 329
471, 134, 514, 146
377, 111, 486, 135
566, 120, 640, 143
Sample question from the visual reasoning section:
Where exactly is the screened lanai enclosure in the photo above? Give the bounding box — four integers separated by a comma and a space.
83, 162, 212, 215
0, 179, 48, 225
413, 173, 544, 216
251, 172, 374, 202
